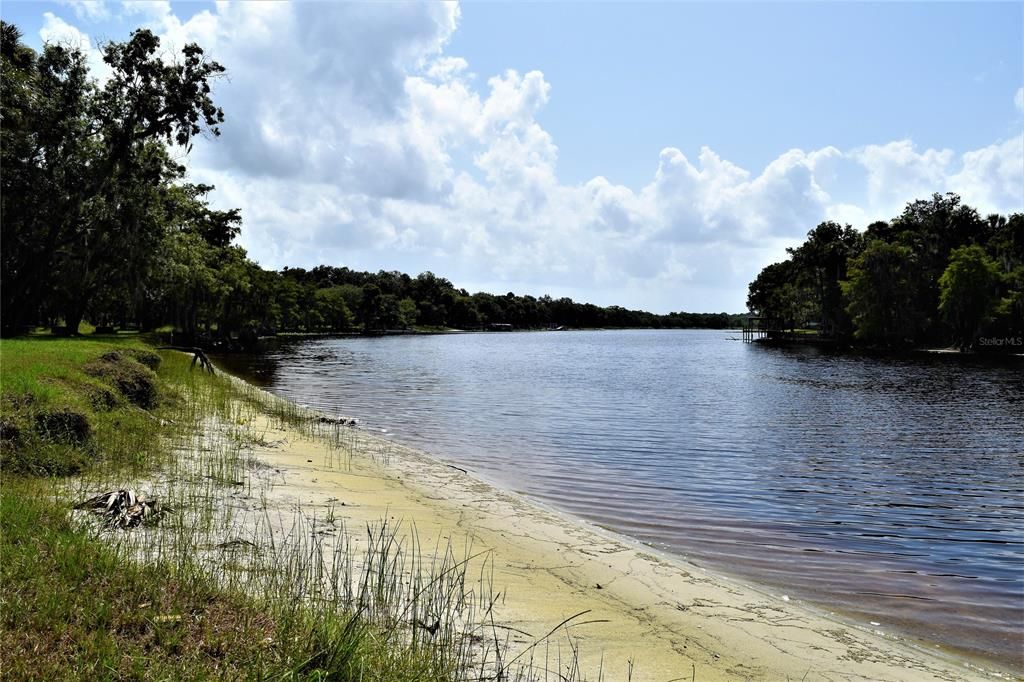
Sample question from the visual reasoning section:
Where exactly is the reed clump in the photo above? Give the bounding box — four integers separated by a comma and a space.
1, 335, 608, 681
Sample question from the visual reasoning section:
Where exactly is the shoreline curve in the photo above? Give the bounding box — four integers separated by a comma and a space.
229, 374, 1016, 681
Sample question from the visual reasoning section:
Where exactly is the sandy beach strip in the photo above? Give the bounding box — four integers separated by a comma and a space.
230, 406, 1012, 682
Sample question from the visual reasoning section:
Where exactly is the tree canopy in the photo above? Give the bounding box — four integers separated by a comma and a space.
748, 193, 1023, 349
938, 245, 1003, 350
1, 22, 743, 341
1, 22, 225, 336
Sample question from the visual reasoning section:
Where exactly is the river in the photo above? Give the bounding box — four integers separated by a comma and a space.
214, 329, 1024, 668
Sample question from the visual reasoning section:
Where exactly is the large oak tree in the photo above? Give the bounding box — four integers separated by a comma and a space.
1, 23, 225, 335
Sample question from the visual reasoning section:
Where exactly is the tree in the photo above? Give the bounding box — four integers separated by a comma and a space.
938, 245, 1002, 350
2, 25, 93, 333
165, 183, 241, 248
377, 294, 404, 329
397, 298, 418, 329
359, 284, 383, 331
450, 296, 481, 328
148, 231, 218, 337
0, 24, 225, 335
881, 193, 986, 339
841, 241, 924, 346
315, 287, 354, 331
746, 260, 814, 331
53, 142, 186, 333
786, 221, 863, 337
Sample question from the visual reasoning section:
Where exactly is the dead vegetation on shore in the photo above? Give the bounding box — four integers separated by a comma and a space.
73, 488, 171, 529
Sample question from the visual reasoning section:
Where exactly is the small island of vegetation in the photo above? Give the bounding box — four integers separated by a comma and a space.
747, 193, 1023, 351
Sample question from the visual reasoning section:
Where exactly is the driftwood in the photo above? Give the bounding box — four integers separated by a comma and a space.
74, 489, 171, 529
315, 415, 359, 427
157, 346, 215, 374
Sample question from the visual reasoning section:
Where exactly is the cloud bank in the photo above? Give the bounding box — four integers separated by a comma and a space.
41, 2, 1024, 312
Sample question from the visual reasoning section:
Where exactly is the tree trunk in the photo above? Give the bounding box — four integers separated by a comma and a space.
64, 304, 87, 336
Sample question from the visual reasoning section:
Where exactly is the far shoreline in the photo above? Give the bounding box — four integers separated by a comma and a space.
160, 325, 1024, 363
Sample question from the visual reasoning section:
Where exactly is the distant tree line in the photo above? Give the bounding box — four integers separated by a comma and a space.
0, 23, 742, 341
747, 194, 1023, 349
268, 266, 745, 333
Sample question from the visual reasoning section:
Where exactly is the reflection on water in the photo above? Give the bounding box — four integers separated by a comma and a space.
215, 330, 1024, 667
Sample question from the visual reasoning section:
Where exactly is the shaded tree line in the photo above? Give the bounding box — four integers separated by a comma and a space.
747, 193, 1024, 349
1, 24, 742, 342
1, 22, 229, 337
269, 266, 745, 333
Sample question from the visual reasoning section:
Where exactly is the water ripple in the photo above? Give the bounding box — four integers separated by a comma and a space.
216, 330, 1024, 667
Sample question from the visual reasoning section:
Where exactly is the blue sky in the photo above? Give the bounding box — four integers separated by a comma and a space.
450, 2, 1023, 186
3, 1, 1022, 312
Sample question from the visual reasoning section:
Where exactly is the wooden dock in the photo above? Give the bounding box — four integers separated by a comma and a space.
742, 316, 767, 342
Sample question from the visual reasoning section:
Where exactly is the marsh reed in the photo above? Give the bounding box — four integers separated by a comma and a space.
53, 348, 614, 681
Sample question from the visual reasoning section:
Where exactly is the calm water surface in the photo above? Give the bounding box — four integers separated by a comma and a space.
217, 330, 1024, 667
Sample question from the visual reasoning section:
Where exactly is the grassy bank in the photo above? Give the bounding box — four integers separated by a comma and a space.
0, 335, 561, 681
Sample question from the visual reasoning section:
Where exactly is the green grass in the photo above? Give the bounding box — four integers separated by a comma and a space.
1, 335, 142, 401
1, 475, 467, 680
0, 335, 591, 681
0, 338, 455, 680
0, 337, 167, 476
1, 477, 281, 679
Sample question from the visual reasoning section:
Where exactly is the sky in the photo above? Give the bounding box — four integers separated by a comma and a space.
3, 1, 1023, 313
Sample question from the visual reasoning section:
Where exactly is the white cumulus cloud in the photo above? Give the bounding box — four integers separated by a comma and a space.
38, 2, 1024, 312
39, 12, 111, 82
60, 0, 109, 22
948, 135, 1024, 214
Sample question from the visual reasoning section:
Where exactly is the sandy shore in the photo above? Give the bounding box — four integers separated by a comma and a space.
228, 408, 1012, 682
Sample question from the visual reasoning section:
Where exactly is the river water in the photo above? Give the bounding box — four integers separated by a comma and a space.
215, 329, 1023, 668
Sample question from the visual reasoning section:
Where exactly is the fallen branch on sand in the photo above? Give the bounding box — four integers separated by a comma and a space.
314, 415, 359, 427
157, 346, 216, 374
